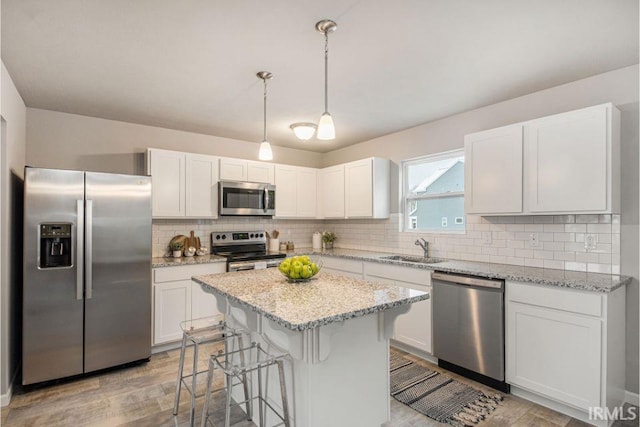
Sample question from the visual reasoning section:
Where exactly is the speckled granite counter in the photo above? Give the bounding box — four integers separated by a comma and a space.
281, 248, 631, 293
193, 268, 429, 331
152, 254, 226, 268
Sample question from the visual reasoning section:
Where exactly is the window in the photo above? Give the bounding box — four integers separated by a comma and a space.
402, 150, 465, 232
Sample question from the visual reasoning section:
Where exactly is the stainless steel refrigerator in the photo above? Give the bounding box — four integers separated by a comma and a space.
23, 167, 152, 385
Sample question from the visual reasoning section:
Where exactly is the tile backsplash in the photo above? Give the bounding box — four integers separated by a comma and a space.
153, 213, 621, 274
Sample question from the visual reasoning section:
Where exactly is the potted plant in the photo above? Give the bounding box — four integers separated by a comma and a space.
169, 240, 185, 258
322, 231, 336, 250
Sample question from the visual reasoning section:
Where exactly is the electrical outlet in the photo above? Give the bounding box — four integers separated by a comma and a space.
529, 232, 539, 247
585, 234, 597, 250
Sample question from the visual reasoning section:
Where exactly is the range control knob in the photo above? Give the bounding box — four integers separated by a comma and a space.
221, 235, 226, 240
215, 234, 221, 240
259, 233, 264, 238
250, 233, 254, 238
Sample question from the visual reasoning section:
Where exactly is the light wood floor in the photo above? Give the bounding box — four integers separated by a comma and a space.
1, 344, 637, 427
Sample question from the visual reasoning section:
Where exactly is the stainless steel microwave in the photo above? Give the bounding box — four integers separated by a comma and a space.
219, 181, 276, 216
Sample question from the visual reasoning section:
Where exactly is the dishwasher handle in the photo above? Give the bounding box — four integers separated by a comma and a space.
432, 272, 504, 290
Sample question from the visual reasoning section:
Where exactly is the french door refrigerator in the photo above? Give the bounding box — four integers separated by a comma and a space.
23, 167, 152, 385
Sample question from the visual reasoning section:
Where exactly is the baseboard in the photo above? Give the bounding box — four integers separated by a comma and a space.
389, 340, 437, 364
151, 340, 182, 354
625, 390, 640, 406
0, 368, 17, 407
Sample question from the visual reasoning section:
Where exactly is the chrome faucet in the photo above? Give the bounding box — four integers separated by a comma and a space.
415, 238, 429, 258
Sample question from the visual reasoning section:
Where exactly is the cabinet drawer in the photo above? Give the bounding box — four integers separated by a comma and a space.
507, 281, 602, 317
365, 262, 430, 286
320, 257, 363, 274
154, 263, 226, 283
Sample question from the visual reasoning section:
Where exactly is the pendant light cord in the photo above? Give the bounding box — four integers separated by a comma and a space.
324, 32, 329, 114
263, 78, 268, 141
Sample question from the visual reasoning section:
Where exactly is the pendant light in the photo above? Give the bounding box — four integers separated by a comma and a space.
316, 19, 337, 140
257, 71, 274, 161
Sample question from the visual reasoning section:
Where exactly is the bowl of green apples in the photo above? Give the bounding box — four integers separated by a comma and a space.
277, 255, 321, 282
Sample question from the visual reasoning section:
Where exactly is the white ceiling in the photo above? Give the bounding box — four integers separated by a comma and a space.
2, 1, 638, 153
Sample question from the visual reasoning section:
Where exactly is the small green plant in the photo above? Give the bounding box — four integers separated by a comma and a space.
322, 231, 336, 243
169, 240, 185, 251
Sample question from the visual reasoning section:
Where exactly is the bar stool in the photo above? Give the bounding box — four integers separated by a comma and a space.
201, 333, 291, 427
173, 316, 250, 427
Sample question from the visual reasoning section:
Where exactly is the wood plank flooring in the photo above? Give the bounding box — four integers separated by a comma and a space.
1, 344, 637, 427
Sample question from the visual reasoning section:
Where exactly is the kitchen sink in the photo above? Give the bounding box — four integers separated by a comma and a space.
381, 255, 444, 264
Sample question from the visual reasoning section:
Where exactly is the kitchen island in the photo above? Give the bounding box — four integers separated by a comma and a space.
192, 268, 429, 427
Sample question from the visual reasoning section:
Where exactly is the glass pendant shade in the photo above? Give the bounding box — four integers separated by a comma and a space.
317, 112, 335, 140
290, 123, 317, 141
258, 140, 273, 161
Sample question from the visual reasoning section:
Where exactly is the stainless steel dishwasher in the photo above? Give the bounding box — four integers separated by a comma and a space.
432, 271, 509, 392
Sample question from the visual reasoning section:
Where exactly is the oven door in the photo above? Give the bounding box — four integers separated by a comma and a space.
219, 181, 276, 216
228, 258, 282, 272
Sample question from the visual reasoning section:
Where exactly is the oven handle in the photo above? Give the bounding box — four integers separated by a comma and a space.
228, 259, 282, 272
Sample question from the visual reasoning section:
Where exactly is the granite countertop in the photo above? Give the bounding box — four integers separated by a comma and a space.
152, 254, 226, 268
193, 268, 429, 331
281, 248, 631, 293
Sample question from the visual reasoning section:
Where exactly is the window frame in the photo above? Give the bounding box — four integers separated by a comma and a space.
401, 149, 466, 233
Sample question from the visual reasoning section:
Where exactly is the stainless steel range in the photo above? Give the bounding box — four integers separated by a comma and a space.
211, 231, 286, 272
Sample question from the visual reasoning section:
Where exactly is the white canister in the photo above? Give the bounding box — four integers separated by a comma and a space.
312, 232, 322, 250
269, 238, 280, 252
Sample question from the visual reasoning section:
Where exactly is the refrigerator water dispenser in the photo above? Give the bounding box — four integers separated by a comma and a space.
39, 223, 72, 268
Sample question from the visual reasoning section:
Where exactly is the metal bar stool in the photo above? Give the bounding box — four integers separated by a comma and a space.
173, 316, 250, 427
201, 333, 291, 427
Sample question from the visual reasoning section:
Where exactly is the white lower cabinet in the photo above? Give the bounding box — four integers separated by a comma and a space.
364, 262, 432, 354
152, 263, 226, 346
506, 281, 626, 418
320, 256, 364, 279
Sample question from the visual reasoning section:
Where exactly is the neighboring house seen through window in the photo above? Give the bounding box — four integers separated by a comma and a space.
403, 150, 465, 232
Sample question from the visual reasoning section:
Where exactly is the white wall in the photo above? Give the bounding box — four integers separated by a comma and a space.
26, 108, 324, 175
1, 62, 27, 403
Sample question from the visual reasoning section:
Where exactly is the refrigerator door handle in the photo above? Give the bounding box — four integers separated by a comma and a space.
86, 199, 93, 299
76, 200, 84, 300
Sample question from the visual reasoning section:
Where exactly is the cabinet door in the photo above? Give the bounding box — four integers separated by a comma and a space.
506, 301, 602, 410
296, 168, 317, 218
319, 165, 345, 218
219, 158, 248, 182
148, 149, 186, 217
153, 281, 191, 345
464, 125, 523, 214
248, 161, 275, 184
527, 105, 609, 212
185, 154, 219, 218
345, 159, 373, 217
191, 264, 225, 320
274, 165, 298, 217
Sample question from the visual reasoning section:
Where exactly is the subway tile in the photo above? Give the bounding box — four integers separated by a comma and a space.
564, 224, 587, 233
553, 232, 575, 242
587, 263, 612, 274
544, 259, 565, 270
575, 252, 600, 263
612, 214, 621, 225
533, 250, 554, 260
553, 215, 575, 224
515, 249, 533, 258
490, 255, 507, 264
542, 241, 564, 251
543, 224, 564, 232
565, 261, 587, 272
598, 214, 612, 224
515, 216, 534, 223
505, 257, 525, 266
534, 216, 554, 224
506, 224, 525, 232
538, 232, 555, 242
524, 224, 544, 232
598, 253, 612, 264
481, 247, 498, 255
587, 223, 611, 233
525, 258, 544, 268
564, 242, 587, 252
498, 247, 515, 257
554, 251, 575, 261
575, 214, 599, 224
507, 240, 525, 249
597, 233, 612, 244
612, 265, 621, 274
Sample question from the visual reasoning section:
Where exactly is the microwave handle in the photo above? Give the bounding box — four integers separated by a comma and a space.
263, 186, 269, 212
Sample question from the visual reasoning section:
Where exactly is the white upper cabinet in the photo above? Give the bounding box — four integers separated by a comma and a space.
219, 157, 274, 184
464, 103, 619, 215
344, 158, 390, 219
526, 104, 616, 213
274, 164, 317, 218
318, 165, 345, 219
147, 148, 186, 217
147, 149, 219, 218
465, 126, 523, 214
185, 153, 219, 218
